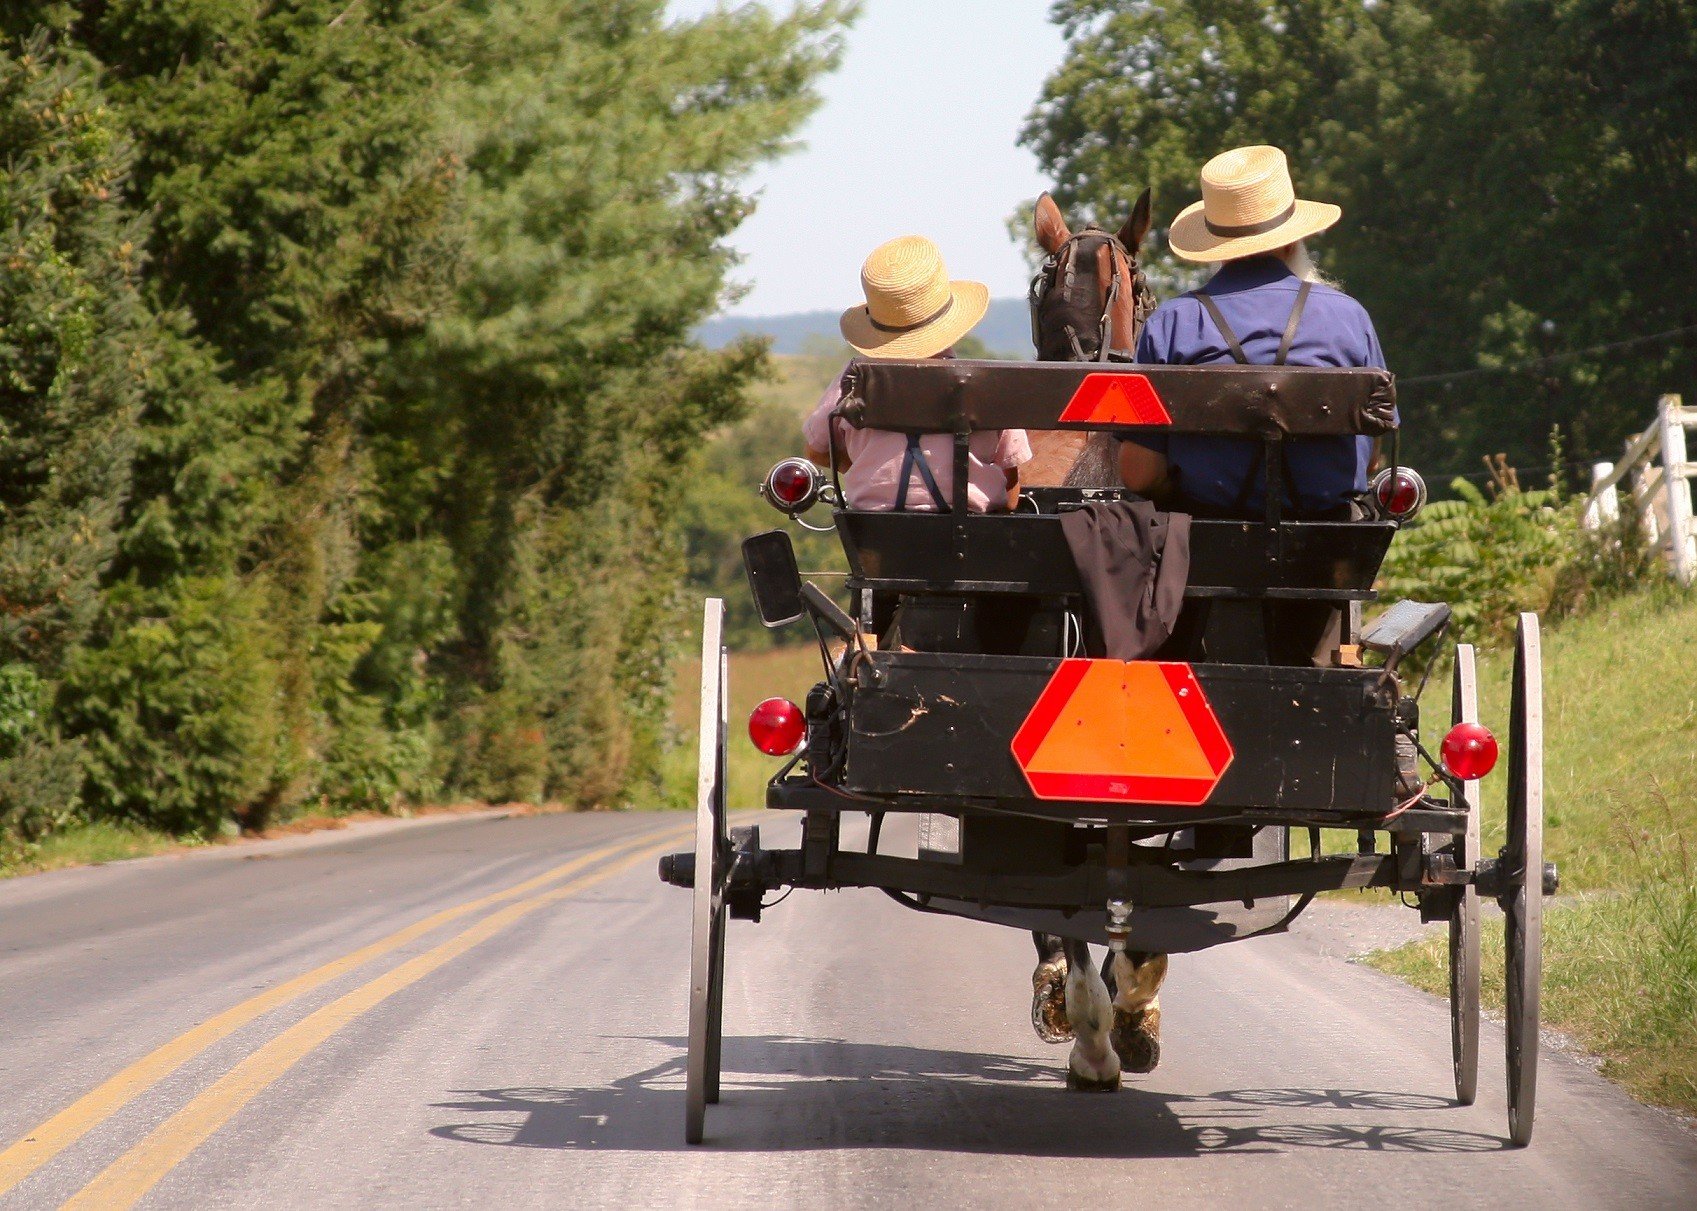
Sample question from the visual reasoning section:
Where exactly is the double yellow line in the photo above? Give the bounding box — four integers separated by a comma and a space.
1, 821, 691, 1209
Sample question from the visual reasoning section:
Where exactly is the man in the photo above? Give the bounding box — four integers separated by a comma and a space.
1118, 145, 1386, 519
1119, 146, 1388, 664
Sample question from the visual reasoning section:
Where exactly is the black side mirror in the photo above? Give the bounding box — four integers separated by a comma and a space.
742, 530, 805, 628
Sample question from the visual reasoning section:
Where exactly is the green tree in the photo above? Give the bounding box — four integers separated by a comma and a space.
1, 0, 853, 841
0, 34, 148, 855
418, 0, 851, 803
1023, 0, 1697, 474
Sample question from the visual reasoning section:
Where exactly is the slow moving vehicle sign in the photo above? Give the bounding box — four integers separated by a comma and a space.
1010, 660, 1232, 804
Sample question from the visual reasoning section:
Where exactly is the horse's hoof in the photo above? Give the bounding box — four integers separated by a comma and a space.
1031, 961, 1073, 1044
1065, 1068, 1121, 1093
1111, 1004, 1161, 1074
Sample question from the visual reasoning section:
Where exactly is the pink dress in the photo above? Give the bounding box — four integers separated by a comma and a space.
801, 364, 1032, 512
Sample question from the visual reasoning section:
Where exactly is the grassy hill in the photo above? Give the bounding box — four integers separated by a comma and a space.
1370, 585, 1697, 1113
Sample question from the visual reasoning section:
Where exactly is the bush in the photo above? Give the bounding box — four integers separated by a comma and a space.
0, 664, 83, 865
1378, 456, 1651, 646
61, 578, 283, 836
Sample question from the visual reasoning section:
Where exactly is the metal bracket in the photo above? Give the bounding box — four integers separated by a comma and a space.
802, 809, 838, 882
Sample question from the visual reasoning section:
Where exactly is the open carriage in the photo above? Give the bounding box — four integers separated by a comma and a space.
658, 359, 1556, 1147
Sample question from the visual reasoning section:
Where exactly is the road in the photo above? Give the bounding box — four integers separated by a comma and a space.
1, 809, 1693, 1209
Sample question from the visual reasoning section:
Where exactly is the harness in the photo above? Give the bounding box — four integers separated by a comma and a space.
1185, 280, 1313, 515
1028, 226, 1147, 362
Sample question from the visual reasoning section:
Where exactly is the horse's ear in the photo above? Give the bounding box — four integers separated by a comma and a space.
1034, 192, 1071, 254
1118, 188, 1153, 254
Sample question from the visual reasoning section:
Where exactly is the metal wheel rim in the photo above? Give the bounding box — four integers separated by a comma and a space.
1505, 614, 1544, 1147
1448, 643, 1482, 1106
686, 600, 730, 1145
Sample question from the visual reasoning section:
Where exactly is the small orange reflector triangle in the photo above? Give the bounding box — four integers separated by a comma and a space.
1011, 660, 1232, 804
1058, 372, 1171, 426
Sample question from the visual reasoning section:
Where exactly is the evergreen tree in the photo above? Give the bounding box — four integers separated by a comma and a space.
0, 34, 147, 854
417, 0, 850, 803
3, 0, 853, 839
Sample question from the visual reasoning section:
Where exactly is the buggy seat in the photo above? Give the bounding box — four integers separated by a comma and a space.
831, 359, 1401, 661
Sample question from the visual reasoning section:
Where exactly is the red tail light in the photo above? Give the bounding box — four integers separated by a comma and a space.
1372, 467, 1428, 519
762, 458, 821, 513
1441, 722, 1498, 781
748, 697, 806, 755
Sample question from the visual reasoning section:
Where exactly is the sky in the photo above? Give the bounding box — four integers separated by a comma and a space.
666, 0, 1069, 317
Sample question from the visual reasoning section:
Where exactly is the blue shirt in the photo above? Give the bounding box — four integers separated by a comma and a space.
1122, 256, 1387, 515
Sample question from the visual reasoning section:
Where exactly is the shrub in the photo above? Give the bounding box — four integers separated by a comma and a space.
61, 578, 283, 836
0, 664, 83, 865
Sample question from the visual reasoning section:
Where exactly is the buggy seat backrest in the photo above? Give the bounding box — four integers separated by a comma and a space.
833, 359, 1401, 602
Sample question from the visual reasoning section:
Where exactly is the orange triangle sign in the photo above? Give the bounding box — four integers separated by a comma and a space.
1011, 660, 1232, 804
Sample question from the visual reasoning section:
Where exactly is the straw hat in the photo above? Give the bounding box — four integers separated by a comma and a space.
839, 236, 990, 359
1167, 145, 1341, 264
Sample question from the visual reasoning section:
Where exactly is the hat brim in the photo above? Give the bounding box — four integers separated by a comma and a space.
839, 281, 991, 359
1167, 198, 1341, 263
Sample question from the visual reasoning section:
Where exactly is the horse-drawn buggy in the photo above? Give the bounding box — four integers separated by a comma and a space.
658, 356, 1557, 1148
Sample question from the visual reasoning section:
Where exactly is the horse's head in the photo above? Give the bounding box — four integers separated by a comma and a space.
1029, 190, 1155, 362
1022, 189, 1158, 488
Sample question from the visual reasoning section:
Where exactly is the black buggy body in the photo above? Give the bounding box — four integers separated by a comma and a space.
661, 359, 1553, 1148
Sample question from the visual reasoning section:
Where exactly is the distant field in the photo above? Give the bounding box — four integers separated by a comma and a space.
664, 644, 830, 815
1369, 585, 1697, 1113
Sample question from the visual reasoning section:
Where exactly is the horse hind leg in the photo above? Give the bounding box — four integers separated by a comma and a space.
1102, 949, 1169, 1074
1030, 932, 1072, 1044
1063, 938, 1120, 1091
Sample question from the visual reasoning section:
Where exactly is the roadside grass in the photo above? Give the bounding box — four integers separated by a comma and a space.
1365, 585, 1697, 1114
1, 818, 181, 878
663, 643, 830, 813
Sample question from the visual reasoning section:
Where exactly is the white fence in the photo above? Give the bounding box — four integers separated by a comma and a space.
1582, 393, 1697, 585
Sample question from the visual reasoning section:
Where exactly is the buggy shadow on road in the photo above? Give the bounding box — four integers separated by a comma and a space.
427, 1035, 1508, 1157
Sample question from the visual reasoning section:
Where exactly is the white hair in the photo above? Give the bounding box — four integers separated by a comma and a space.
1276, 240, 1338, 287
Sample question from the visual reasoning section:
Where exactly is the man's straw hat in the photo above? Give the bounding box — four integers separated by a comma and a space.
839, 236, 989, 359
1167, 145, 1341, 264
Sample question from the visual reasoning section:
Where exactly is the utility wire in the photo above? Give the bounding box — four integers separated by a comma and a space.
1399, 322, 1697, 387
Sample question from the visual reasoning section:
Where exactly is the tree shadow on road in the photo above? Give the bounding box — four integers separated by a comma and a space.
427, 1035, 1508, 1157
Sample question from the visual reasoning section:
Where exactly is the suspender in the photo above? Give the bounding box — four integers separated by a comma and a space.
1185, 280, 1314, 514
894, 432, 950, 512
1189, 279, 1312, 367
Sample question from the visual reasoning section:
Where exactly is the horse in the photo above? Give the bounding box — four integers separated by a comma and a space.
1020, 190, 1173, 1092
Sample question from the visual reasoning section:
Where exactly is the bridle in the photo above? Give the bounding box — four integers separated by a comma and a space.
1027, 225, 1154, 363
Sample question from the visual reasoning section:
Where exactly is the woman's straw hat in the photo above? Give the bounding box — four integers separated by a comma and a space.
1167, 145, 1341, 264
839, 236, 990, 359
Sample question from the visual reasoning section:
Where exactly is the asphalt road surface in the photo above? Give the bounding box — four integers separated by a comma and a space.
2, 809, 1694, 1210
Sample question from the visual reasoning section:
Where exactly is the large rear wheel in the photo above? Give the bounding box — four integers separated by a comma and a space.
1503, 613, 1545, 1147
685, 599, 730, 1145
1448, 643, 1482, 1106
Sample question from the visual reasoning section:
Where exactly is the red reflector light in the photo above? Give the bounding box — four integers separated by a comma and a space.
748, 697, 806, 756
1441, 722, 1498, 781
1372, 467, 1428, 519
763, 458, 819, 512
